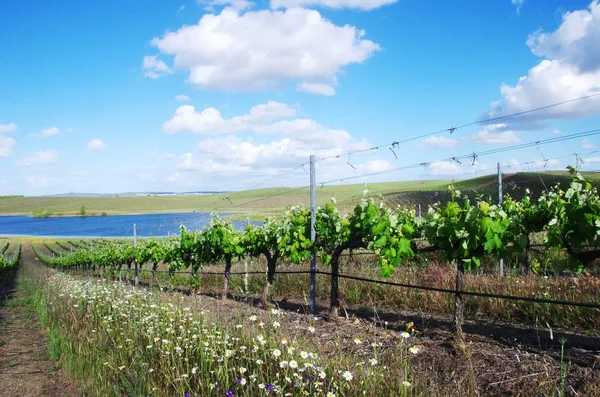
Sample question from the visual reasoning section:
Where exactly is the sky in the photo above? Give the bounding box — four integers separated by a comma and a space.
1, 0, 600, 195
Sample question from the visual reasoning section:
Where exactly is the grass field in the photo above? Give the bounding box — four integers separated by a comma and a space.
2, 171, 600, 221
0, 179, 451, 220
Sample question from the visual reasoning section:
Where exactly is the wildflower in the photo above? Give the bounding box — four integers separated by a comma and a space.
238, 378, 247, 386
300, 351, 309, 359
280, 360, 288, 368
354, 337, 362, 345
239, 367, 247, 374
319, 371, 327, 379
342, 371, 353, 381
266, 384, 273, 391
146, 345, 153, 349
259, 322, 265, 328
402, 381, 411, 387
227, 390, 234, 397
327, 392, 336, 397
118, 365, 126, 371
256, 335, 265, 344
191, 367, 198, 375
280, 338, 288, 345
258, 384, 265, 389
308, 325, 315, 333
148, 368, 154, 373
369, 358, 378, 366
272, 321, 281, 329
273, 349, 282, 357
271, 308, 281, 316
256, 359, 264, 365
400, 332, 410, 339
409, 346, 420, 355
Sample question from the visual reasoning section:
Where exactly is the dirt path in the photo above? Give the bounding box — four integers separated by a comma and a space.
0, 244, 80, 397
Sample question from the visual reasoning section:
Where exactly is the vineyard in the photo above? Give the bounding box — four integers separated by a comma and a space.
33, 168, 600, 334
0, 167, 593, 396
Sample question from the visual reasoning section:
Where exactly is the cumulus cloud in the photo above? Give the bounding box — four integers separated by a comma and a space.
0, 135, 16, 158
142, 55, 173, 79
163, 101, 297, 134
87, 139, 107, 150
270, 0, 396, 10
417, 135, 459, 148
0, 123, 17, 134
175, 94, 190, 101
149, 7, 379, 94
482, 1, 600, 128
30, 126, 61, 138
16, 149, 60, 167
473, 124, 521, 144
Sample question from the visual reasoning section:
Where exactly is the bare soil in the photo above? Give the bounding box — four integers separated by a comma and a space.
0, 247, 81, 397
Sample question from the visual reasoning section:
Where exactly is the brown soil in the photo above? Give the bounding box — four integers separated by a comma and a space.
0, 247, 81, 397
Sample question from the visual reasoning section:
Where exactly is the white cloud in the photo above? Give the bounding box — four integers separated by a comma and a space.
418, 135, 459, 148
30, 126, 61, 138
0, 123, 17, 134
427, 160, 491, 177
150, 7, 379, 94
163, 101, 297, 134
504, 157, 560, 171
271, 0, 397, 10
482, 1, 600, 127
511, 0, 524, 14
16, 149, 60, 167
527, 1, 600, 72
87, 139, 107, 150
142, 55, 173, 79
581, 138, 596, 149
41, 127, 60, 137
551, 128, 561, 135
473, 124, 521, 144
297, 82, 336, 96
150, 150, 176, 160
175, 94, 190, 101
0, 135, 16, 158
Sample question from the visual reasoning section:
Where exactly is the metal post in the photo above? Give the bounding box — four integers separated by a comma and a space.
245, 215, 249, 294
134, 223, 139, 286
418, 204, 422, 221
498, 163, 504, 277
310, 155, 317, 313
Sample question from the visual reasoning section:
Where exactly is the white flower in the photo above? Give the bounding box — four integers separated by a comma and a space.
402, 381, 411, 387
289, 360, 298, 369
280, 338, 288, 345
342, 370, 353, 381
369, 358, 378, 366
409, 346, 420, 355
248, 315, 257, 322
300, 351, 309, 359
400, 332, 410, 339
327, 393, 335, 397
308, 325, 315, 333
319, 371, 327, 379
239, 378, 247, 386
272, 321, 281, 329
354, 337, 362, 345
239, 367, 247, 374
191, 367, 198, 374
279, 360, 288, 368
273, 349, 282, 357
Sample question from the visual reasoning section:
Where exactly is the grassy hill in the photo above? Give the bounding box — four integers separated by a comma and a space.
2, 171, 598, 220
385, 171, 600, 211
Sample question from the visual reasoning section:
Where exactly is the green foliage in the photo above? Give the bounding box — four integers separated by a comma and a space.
279, 205, 313, 264
423, 187, 510, 270
80, 205, 87, 216
544, 166, 600, 270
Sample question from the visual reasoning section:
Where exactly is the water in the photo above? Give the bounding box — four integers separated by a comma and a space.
0, 212, 258, 238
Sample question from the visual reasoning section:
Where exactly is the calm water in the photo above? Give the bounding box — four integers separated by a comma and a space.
0, 212, 257, 238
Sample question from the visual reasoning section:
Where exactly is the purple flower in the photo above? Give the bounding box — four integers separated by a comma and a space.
185, 393, 190, 397
227, 390, 234, 397
266, 384, 273, 392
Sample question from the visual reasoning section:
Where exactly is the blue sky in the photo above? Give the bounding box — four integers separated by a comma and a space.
1, 0, 600, 195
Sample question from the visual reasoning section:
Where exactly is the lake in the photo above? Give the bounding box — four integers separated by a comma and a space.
0, 212, 257, 238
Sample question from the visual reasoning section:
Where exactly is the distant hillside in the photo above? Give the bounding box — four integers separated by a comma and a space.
384, 171, 600, 211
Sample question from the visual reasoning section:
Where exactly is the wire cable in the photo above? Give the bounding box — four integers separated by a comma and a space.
317, 128, 600, 186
